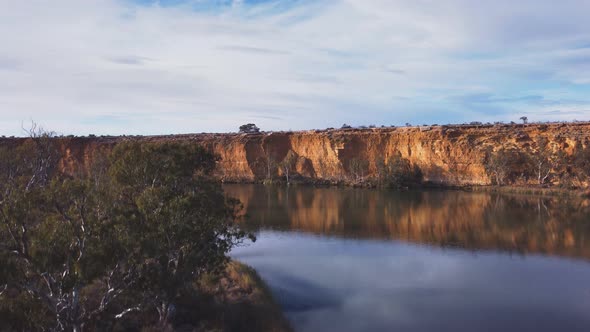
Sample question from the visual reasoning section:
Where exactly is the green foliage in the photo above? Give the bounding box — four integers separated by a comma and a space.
108, 142, 252, 324
0, 138, 253, 331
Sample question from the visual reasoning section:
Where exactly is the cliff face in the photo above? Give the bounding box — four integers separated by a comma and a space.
197, 123, 590, 185
3, 122, 590, 185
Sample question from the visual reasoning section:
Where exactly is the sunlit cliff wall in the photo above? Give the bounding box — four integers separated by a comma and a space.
3, 122, 589, 185
195, 123, 590, 185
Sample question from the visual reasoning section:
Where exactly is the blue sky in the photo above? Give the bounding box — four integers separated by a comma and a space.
1, 0, 590, 135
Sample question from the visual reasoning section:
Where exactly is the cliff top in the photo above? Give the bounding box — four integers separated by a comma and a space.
2, 121, 589, 141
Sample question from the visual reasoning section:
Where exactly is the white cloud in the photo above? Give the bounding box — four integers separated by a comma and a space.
0, 0, 589, 135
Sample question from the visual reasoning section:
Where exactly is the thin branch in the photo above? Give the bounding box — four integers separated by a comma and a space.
115, 306, 141, 319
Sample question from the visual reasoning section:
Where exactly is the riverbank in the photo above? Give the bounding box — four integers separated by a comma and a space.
193, 261, 292, 332
466, 185, 590, 198
227, 177, 590, 199
118, 260, 291, 332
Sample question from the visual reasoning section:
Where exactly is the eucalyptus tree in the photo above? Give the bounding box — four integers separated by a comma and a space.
1, 136, 253, 331
107, 141, 254, 328
529, 138, 559, 185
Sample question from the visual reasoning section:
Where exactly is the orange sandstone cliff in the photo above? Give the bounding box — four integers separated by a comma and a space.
4, 122, 590, 186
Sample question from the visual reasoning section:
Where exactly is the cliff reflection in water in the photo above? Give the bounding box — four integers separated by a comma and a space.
225, 185, 590, 260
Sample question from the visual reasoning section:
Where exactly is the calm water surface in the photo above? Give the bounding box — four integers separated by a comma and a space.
225, 185, 590, 332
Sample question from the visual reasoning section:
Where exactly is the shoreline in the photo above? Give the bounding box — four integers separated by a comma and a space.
465, 185, 590, 198
223, 179, 590, 199
193, 260, 292, 332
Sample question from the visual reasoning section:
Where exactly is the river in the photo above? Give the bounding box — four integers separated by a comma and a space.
226, 184, 590, 332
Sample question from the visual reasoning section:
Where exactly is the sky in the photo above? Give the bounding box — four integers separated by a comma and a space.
1, 0, 590, 136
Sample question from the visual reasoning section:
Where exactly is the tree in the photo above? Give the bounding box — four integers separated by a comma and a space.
528, 137, 558, 185
279, 150, 298, 184
0, 128, 64, 330
446, 151, 472, 184
262, 147, 277, 182
482, 147, 539, 185
573, 143, 590, 183
483, 148, 511, 185
0, 137, 253, 331
520, 116, 528, 124
348, 158, 368, 183
238, 124, 260, 134
377, 152, 422, 188
107, 142, 253, 328
0, 129, 117, 331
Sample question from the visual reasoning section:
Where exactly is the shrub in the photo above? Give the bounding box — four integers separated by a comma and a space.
377, 152, 423, 188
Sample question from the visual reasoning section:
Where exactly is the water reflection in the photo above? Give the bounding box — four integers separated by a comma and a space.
226, 185, 590, 332
226, 185, 590, 259
233, 232, 590, 332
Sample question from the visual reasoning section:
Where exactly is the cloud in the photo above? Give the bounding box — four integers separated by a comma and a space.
0, 56, 20, 71
453, 93, 547, 108
217, 45, 289, 55
0, 0, 589, 135
106, 55, 153, 65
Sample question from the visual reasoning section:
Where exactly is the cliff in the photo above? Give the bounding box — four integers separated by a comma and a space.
3, 122, 590, 186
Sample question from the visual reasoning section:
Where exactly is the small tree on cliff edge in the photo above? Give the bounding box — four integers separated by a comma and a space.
239, 123, 260, 134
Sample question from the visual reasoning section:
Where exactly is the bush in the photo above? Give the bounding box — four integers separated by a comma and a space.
484, 148, 538, 185
377, 152, 423, 188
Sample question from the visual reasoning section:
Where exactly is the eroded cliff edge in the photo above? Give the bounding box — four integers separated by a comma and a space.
4, 122, 590, 186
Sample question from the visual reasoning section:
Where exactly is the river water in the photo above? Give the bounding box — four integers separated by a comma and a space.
226, 184, 590, 332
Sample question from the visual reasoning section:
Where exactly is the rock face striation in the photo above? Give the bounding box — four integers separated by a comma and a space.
3, 122, 590, 186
